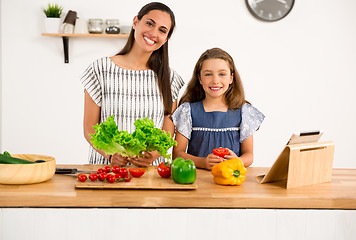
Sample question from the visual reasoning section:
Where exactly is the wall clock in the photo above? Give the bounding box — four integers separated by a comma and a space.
246, 0, 295, 22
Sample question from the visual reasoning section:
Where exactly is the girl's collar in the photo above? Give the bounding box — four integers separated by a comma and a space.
201, 101, 229, 113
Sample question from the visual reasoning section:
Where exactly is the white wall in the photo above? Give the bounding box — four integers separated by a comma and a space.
0, 0, 2, 152
1, 0, 356, 167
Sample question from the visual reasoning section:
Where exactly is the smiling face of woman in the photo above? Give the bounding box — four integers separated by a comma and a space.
133, 10, 172, 53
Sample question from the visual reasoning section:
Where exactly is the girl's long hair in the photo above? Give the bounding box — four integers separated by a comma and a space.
179, 48, 248, 109
117, 2, 176, 115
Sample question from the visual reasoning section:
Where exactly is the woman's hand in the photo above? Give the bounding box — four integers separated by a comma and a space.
204, 154, 223, 170
223, 149, 238, 160
110, 153, 129, 167
129, 151, 160, 167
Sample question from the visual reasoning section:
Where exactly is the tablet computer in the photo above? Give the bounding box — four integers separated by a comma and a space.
287, 130, 324, 145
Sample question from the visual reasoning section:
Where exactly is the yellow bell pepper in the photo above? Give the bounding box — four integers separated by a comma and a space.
211, 158, 247, 186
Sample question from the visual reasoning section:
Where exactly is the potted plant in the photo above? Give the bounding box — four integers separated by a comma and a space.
42, 3, 63, 33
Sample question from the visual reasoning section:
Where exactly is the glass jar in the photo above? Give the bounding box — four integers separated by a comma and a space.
105, 19, 120, 34
88, 19, 104, 34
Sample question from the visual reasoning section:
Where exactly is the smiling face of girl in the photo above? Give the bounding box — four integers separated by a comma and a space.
199, 58, 233, 103
133, 10, 172, 53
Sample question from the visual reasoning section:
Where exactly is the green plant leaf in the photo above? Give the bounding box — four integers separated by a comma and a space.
90, 116, 177, 159
43, 3, 63, 18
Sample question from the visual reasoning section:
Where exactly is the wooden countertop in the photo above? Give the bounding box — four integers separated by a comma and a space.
1, 165, 356, 209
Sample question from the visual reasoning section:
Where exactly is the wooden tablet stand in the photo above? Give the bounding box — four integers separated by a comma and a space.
256, 141, 335, 189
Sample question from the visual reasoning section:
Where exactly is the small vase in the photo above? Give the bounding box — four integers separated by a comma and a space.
43, 17, 61, 33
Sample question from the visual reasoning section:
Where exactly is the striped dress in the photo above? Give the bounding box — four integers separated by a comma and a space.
81, 57, 185, 165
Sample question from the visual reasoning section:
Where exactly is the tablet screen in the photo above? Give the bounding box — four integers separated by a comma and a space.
287, 130, 323, 145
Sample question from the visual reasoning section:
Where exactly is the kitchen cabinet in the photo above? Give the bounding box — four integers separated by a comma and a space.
1, 166, 356, 239
42, 33, 129, 63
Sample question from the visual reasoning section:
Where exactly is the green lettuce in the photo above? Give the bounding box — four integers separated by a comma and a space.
90, 116, 177, 159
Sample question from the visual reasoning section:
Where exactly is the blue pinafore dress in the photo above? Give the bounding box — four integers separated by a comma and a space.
172, 101, 265, 158
188, 101, 241, 157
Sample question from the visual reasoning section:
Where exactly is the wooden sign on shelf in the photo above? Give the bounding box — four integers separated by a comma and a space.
256, 141, 335, 189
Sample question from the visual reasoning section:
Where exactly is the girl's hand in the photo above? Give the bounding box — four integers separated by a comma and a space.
205, 154, 223, 170
110, 153, 129, 167
223, 149, 239, 160
129, 151, 160, 167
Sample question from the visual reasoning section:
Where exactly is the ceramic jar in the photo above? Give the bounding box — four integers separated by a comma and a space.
105, 19, 120, 34
88, 19, 104, 33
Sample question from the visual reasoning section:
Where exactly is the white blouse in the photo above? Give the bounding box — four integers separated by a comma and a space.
81, 57, 184, 165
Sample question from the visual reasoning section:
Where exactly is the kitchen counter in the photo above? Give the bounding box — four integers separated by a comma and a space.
1, 165, 356, 209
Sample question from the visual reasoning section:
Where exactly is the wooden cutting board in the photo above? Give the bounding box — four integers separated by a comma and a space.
75, 166, 197, 190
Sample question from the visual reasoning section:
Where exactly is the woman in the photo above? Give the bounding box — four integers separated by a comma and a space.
81, 2, 184, 167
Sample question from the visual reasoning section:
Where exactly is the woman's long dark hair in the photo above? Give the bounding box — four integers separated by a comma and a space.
117, 2, 176, 115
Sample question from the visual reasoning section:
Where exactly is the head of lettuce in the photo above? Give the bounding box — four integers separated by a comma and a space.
90, 116, 177, 159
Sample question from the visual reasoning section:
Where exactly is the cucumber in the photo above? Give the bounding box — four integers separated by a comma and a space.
0, 153, 36, 164
3, 151, 11, 157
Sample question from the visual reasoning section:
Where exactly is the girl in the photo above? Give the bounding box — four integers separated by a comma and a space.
172, 48, 264, 170
81, 2, 184, 167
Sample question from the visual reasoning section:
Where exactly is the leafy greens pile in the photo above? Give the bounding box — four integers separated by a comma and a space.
90, 116, 177, 159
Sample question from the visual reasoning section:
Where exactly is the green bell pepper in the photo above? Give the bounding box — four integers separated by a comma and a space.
171, 158, 196, 184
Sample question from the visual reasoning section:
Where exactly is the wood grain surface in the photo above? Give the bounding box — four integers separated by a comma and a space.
0, 154, 56, 185
1, 165, 356, 209
75, 166, 197, 190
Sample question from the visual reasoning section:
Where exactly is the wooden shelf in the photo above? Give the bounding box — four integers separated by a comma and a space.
42, 33, 129, 63
42, 33, 129, 38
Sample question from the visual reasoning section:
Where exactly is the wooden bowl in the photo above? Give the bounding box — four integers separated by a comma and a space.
0, 154, 56, 185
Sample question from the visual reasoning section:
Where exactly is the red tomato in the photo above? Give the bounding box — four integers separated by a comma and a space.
103, 166, 111, 173
118, 168, 128, 178
97, 168, 104, 174
157, 162, 171, 178
77, 174, 87, 182
115, 173, 122, 180
89, 173, 98, 181
124, 175, 132, 182
98, 172, 108, 181
112, 166, 120, 174
107, 174, 116, 183
213, 147, 229, 158
129, 168, 146, 178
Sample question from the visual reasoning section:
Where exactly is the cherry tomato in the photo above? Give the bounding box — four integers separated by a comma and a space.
77, 174, 87, 182
89, 173, 98, 181
97, 168, 104, 174
103, 166, 111, 173
112, 166, 120, 174
124, 175, 132, 182
129, 168, 146, 178
213, 147, 229, 158
98, 172, 108, 181
115, 173, 122, 180
107, 174, 116, 183
157, 162, 171, 178
118, 168, 128, 178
